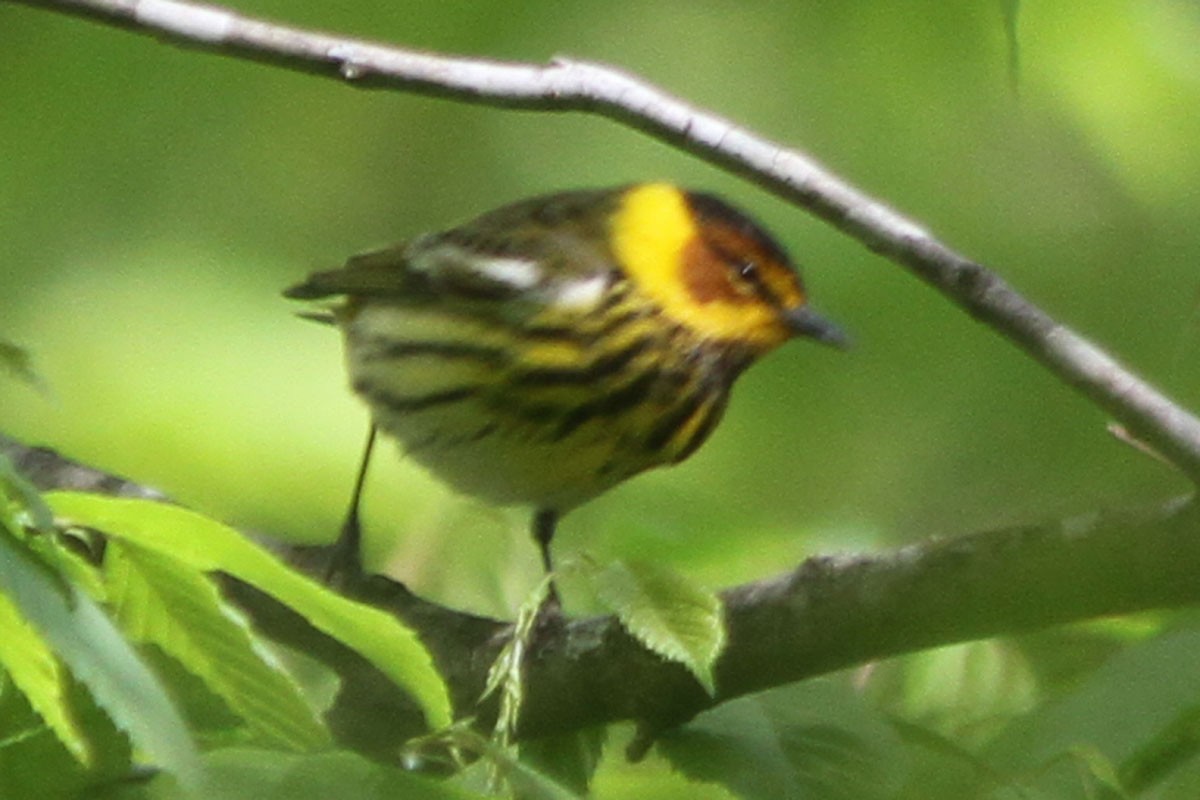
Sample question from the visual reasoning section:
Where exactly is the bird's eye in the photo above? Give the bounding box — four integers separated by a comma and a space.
738, 260, 758, 279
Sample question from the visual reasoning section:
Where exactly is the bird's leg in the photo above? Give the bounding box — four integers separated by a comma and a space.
532, 508, 558, 574
532, 508, 563, 614
325, 424, 377, 586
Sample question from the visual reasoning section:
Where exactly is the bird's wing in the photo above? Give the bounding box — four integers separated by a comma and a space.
283, 244, 420, 301
285, 190, 620, 305
283, 237, 559, 305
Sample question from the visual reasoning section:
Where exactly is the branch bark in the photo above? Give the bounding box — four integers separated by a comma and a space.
9, 0, 1200, 479
6, 433, 1200, 754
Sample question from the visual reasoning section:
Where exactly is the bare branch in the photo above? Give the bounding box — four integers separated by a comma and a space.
8, 433, 1200, 748
9, 0, 1200, 478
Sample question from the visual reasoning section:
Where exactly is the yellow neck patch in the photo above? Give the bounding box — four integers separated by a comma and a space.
610, 184, 787, 348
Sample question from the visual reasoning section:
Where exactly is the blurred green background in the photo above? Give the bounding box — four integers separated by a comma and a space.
2, 0, 1198, 623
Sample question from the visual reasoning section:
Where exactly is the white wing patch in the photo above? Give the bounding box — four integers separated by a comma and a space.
410, 241, 542, 292
407, 240, 608, 308
553, 273, 608, 309
468, 255, 542, 290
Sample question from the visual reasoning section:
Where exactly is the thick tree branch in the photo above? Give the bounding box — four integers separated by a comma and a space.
9, 0, 1200, 479
6, 434, 1200, 753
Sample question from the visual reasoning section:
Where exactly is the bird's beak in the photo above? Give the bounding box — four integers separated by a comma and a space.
784, 305, 851, 349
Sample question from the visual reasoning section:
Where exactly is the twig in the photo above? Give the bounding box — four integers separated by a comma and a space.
8, 0, 1200, 478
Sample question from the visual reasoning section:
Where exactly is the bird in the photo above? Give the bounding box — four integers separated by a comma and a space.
286, 182, 847, 580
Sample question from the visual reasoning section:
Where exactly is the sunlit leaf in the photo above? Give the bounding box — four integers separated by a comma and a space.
105, 538, 330, 751
0, 589, 89, 765
0, 525, 201, 789
589, 560, 724, 695
47, 492, 452, 730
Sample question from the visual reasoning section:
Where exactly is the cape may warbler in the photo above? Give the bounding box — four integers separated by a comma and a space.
287, 183, 846, 575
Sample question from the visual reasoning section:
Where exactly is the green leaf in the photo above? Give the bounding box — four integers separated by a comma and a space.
658, 679, 906, 800
0, 451, 54, 533
0, 588, 90, 765
200, 747, 482, 799
888, 720, 1001, 800
1120, 704, 1200, 793
896, 640, 1038, 744
436, 726, 584, 800
589, 559, 724, 695
47, 492, 452, 730
518, 727, 606, 797
478, 748, 584, 800
0, 671, 135, 800
109, 747, 487, 800
0, 525, 201, 789
1068, 745, 1127, 798
986, 629, 1200, 797
104, 538, 330, 751
1139, 753, 1200, 800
